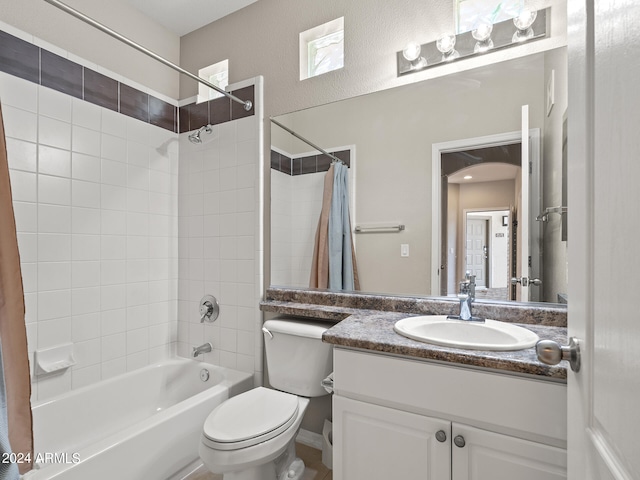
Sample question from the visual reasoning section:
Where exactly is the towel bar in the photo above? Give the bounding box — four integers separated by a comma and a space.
354, 224, 405, 233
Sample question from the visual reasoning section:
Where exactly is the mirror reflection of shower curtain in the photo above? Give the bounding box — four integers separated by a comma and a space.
0, 103, 33, 476
310, 163, 360, 290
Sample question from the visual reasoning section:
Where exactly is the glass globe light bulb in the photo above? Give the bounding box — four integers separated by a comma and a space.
472, 22, 493, 42
402, 42, 422, 62
436, 33, 456, 54
513, 10, 537, 31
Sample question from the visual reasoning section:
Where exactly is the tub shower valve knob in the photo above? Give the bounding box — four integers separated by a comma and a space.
200, 295, 220, 323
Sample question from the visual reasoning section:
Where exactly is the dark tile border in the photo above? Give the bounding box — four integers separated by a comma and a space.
179, 85, 255, 133
270, 149, 351, 176
0, 28, 178, 132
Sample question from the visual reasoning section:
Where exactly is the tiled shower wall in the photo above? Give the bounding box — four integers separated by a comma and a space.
176, 79, 263, 386
1, 71, 179, 402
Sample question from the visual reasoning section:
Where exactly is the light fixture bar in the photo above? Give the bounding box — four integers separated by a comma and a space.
397, 8, 548, 76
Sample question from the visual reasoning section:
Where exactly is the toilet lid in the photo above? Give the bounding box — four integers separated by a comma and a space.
203, 387, 299, 450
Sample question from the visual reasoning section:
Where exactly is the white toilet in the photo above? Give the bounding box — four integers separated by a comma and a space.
198, 317, 333, 480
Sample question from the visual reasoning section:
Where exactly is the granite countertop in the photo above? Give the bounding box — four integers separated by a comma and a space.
261, 287, 569, 382
322, 311, 568, 381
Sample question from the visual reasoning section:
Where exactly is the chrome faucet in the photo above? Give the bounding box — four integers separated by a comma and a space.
448, 272, 484, 322
192, 342, 213, 358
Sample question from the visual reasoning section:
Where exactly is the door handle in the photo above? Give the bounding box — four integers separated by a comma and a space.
536, 337, 581, 372
511, 277, 542, 287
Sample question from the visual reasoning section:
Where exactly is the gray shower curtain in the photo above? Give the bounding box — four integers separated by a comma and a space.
0, 102, 33, 476
310, 163, 359, 290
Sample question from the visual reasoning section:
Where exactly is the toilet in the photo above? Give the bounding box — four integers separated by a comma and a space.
198, 317, 333, 480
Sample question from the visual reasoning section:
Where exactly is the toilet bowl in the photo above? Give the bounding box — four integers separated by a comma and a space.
199, 387, 309, 480
198, 318, 333, 480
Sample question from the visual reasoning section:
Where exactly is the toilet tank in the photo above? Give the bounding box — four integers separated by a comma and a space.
263, 317, 333, 397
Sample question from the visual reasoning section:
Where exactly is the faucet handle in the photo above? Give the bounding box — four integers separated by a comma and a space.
199, 295, 219, 323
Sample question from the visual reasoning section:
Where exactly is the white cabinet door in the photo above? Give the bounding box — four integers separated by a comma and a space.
452, 423, 566, 480
333, 396, 451, 480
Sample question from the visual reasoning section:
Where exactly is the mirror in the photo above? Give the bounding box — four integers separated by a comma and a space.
271, 47, 567, 305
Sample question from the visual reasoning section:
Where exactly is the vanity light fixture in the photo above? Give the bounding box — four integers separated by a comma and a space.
396, 7, 549, 77
463, 175, 473, 180
436, 33, 459, 61
402, 41, 427, 70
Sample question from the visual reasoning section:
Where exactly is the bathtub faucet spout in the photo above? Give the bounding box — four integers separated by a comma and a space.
192, 342, 213, 358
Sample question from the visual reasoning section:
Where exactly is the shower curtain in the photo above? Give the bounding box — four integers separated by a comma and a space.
0, 103, 33, 476
310, 163, 360, 290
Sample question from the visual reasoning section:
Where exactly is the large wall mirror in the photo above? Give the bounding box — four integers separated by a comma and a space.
270, 46, 567, 305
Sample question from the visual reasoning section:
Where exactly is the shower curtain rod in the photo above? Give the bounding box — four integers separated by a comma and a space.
43, 0, 252, 112
270, 118, 343, 165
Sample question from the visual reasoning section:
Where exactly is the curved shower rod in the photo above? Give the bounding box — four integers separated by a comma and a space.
43, 0, 253, 112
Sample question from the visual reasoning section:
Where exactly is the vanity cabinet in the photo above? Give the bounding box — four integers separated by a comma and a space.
332, 348, 567, 480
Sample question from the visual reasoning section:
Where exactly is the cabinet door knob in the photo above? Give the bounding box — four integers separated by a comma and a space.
453, 435, 466, 448
435, 430, 447, 443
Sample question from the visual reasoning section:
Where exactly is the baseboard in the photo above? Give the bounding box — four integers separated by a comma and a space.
296, 429, 323, 450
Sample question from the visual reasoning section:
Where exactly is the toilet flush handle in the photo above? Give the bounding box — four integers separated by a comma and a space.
262, 327, 273, 339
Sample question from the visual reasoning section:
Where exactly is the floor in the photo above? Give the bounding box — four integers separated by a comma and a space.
185, 442, 332, 480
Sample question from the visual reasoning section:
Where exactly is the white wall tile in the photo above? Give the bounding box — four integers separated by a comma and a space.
72, 125, 101, 156
72, 180, 101, 208
72, 207, 101, 234
37, 316, 71, 348
102, 134, 127, 162
72, 98, 101, 130
101, 184, 127, 211
101, 308, 126, 335
6, 138, 37, 172
3, 106, 37, 142
38, 233, 71, 261
72, 313, 101, 342
39, 116, 71, 150
38, 204, 70, 234
72, 153, 101, 182
39, 87, 72, 122
72, 261, 101, 288
101, 109, 126, 138
13, 201, 37, 233
39, 175, 71, 206
71, 234, 100, 261
101, 158, 127, 186
0, 72, 38, 112
17, 232, 38, 263
8, 170, 37, 202
39, 146, 71, 178
38, 262, 71, 291
101, 333, 126, 362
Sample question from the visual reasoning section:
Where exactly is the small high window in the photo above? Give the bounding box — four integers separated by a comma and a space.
300, 17, 344, 80
197, 59, 229, 103
456, 0, 523, 34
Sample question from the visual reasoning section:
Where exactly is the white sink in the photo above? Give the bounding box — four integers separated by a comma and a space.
393, 315, 539, 351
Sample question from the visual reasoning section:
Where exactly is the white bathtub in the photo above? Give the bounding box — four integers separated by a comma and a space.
24, 358, 253, 480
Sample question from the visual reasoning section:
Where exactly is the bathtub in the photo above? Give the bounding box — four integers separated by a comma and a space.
23, 357, 254, 480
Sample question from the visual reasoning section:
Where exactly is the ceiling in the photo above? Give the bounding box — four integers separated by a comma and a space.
125, 0, 259, 36
448, 163, 520, 184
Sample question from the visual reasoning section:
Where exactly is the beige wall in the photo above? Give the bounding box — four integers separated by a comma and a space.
0, 0, 180, 98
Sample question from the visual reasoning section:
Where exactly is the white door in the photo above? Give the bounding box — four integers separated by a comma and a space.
333, 396, 451, 480
451, 423, 566, 480
466, 218, 488, 287
568, 1, 640, 479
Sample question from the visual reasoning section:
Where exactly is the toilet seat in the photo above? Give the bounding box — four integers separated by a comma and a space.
203, 387, 299, 451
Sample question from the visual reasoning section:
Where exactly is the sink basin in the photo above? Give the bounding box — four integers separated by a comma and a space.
393, 315, 539, 351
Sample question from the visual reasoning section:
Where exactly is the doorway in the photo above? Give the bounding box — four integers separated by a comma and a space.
432, 128, 542, 302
